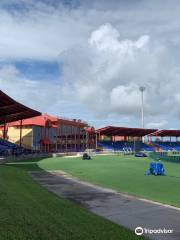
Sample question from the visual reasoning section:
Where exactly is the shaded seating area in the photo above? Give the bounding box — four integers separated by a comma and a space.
99, 139, 180, 152
153, 141, 180, 151
148, 130, 180, 151
97, 127, 180, 153
0, 138, 33, 156
0, 138, 17, 155
96, 126, 157, 152
154, 142, 173, 151
0, 90, 41, 157
140, 142, 154, 151
98, 140, 154, 152
98, 141, 134, 151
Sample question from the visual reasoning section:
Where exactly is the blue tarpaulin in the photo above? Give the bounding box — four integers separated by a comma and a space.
146, 161, 165, 176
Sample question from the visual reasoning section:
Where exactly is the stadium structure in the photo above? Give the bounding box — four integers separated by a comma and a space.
97, 126, 180, 152
2, 114, 96, 152
0, 90, 95, 156
1, 89, 180, 157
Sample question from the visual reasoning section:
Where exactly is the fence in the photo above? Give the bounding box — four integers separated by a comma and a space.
149, 152, 180, 163
0, 153, 52, 164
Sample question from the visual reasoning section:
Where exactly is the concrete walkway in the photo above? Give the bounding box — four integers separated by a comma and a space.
29, 171, 180, 240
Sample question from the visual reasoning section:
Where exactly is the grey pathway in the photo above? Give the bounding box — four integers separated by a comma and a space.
29, 171, 180, 240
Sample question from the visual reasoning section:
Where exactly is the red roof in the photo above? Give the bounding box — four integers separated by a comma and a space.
58, 118, 87, 128
148, 129, 180, 137
6, 113, 89, 129
7, 113, 58, 127
96, 126, 157, 137
85, 127, 95, 133
0, 90, 41, 124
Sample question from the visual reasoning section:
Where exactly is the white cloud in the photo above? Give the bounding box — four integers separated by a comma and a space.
89, 24, 149, 52
61, 23, 180, 123
1, 1, 180, 128
146, 120, 168, 129
0, 7, 90, 61
110, 84, 141, 115
0, 64, 61, 113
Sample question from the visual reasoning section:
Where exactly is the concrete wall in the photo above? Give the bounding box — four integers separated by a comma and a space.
7, 126, 33, 149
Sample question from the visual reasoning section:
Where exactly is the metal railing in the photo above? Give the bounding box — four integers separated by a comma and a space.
149, 152, 180, 163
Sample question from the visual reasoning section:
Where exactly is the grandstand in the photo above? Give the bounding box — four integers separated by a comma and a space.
1, 89, 180, 157
3, 114, 96, 153
96, 126, 180, 152
96, 126, 157, 152
148, 129, 180, 151
0, 90, 41, 156
0, 90, 96, 155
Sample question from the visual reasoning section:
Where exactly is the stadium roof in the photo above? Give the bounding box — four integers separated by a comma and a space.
58, 118, 87, 128
7, 114, 57, 127
0, 90, 41, 124
7, 113, 88, 128
148, 129, 180, 137
96, 126, 157, 137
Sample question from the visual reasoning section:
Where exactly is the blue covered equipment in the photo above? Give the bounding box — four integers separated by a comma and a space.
146, 161, 165, 176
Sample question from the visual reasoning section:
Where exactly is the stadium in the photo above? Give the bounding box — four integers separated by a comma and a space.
0, 89, 180, 240
1, 88, 180, 157
1, 1, 180, 239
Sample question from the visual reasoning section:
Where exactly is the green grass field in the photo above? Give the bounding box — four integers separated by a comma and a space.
38, 154, 180, 208
0, 160, 146, 240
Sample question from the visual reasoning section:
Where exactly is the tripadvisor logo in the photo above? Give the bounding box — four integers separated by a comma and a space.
135, 226, 173, 235
135, 227, 143, 235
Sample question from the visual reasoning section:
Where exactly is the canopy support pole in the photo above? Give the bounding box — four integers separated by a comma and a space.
66, 127, 68, 153
55, 127, 58, 152
3, 117, 6, 140
19, 119, 22, 147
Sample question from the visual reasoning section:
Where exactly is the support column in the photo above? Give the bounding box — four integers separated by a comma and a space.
55, 127, 58, 152
3, 117, 6, 140
48, 127, 50, 153
86, 131, 89, 150
65, 126, 68, 153
59, 125, 61, 152
84, 132, 86, 150
78, 128, 80, 151
71, 126, 73, 152
95, 133, 98, 149
74, 127, 77, 152
19, 119, 23, 147
40, 127, 42, 151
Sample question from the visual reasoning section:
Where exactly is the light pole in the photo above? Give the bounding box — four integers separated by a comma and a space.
139, 86, 146, 128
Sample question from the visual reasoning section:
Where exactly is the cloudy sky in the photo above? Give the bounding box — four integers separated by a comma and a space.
1, 0, 180, 129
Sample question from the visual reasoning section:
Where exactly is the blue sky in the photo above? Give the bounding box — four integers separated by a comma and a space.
1, 0, 180, 129
15, 61, 60, 81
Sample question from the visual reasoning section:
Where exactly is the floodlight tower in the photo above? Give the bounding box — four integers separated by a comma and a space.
139, 86, 146, 128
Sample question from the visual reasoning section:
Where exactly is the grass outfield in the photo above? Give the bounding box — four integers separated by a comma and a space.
0, 162, 146, 240
38, 154, 180, 208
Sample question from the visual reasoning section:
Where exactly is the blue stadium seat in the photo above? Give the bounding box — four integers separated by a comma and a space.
99, 140, 180, 152
0, 138, 32, 156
